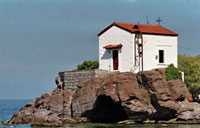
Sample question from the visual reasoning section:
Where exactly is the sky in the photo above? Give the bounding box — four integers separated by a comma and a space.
0, 0, 200, 100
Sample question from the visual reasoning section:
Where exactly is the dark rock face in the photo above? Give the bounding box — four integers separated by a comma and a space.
137, 70, 192, 121
90, 95, 127, 123
137, 71, 191, 102
72, 72, 155, 122
8, 88, 74, 126
8, 69, 200, 126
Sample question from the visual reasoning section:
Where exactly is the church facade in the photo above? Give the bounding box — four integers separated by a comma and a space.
98, 22, 178, 73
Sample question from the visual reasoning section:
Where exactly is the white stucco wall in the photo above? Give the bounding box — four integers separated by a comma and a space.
99, 26, 133, 72
99, 26, 178, 72
142, 34, 178, 71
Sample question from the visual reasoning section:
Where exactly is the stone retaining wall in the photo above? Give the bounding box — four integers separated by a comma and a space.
59, 69, 108, 89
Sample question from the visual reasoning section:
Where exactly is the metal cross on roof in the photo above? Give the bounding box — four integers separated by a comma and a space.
146, 15, 149, 24
156, 17, 162, 25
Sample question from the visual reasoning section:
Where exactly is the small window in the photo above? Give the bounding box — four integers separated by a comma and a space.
159, 50, 164, 63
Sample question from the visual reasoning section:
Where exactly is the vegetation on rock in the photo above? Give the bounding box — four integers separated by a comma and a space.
77, 61, 99, 70
165, 64, 181, 81
178, 54, 200, 98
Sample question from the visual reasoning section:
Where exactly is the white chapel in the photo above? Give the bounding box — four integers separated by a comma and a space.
98, 22, 178, 73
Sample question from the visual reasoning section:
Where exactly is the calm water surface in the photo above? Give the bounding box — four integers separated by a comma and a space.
0, 100, 200, 128
63, 124, 200, 128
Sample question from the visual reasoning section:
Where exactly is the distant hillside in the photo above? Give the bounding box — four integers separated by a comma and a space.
178, 54, 200, 99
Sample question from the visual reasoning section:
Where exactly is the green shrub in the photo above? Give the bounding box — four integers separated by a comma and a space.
165, 64, 181, 81
178, 54, 200, 97
77, 61, 99, 70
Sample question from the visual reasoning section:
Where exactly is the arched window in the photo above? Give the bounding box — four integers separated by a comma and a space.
133, 25, 139, 29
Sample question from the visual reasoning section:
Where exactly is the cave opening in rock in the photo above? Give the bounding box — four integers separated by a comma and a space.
90, 95, 128, 123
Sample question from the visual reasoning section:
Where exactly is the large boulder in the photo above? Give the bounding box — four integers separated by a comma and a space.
8, 88, 74, 126
136, 69, 194, 121
72, 72, 156, 122
177, 102, 200, 120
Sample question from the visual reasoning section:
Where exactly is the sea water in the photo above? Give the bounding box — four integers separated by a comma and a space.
0, 100, 31, 128
0, 100, 200, 128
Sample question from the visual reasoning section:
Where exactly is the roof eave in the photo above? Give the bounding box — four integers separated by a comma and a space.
98, 22, 179, 37
134, 32, 179, 36
97, 22, 115, 37
97, 22, 132, 37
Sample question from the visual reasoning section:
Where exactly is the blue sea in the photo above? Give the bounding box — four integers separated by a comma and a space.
0, 100, 200, 128
0, 100, 31, 128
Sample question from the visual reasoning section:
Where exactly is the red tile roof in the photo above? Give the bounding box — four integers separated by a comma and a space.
103, 44, 123, 49
98, 22, 178, 36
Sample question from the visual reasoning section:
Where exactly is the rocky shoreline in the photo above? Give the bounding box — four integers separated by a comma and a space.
6, 69, 200, 127
2, 119, 200, 127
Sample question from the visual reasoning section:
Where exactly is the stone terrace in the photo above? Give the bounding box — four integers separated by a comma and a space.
59, 69, 109, 89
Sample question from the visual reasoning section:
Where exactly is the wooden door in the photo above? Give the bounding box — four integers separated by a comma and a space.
113, 50, 118, 70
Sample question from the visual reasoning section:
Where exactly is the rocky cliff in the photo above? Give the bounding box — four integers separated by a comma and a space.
8, 69, 200, 126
